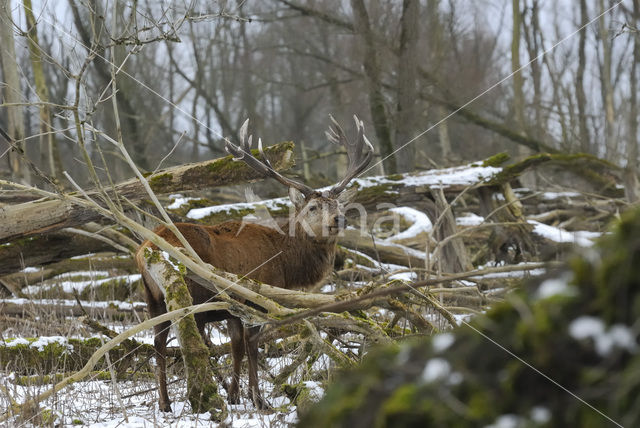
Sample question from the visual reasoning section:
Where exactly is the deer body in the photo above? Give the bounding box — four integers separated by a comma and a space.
136, 116, 372, 411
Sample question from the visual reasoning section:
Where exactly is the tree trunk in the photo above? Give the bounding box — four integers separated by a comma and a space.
522, 0, 544, 141
625, 0, 640, 203
511, 0, 527, 157
68, 0, 146, 170
430, 187, 472, 273
394, 0, 419, 172
597, 0, 616, 160
576, 0, 591, 153
23, 0, 63, 180
0, 0, 30, 184
350, 0, 395, 173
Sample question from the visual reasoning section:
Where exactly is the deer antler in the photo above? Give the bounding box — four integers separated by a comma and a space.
225, 119, 316, 197
325, 115, 374, 196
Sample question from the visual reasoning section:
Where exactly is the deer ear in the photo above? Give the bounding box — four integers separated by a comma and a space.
288, 187, 306, 209
337, 186, 357, 204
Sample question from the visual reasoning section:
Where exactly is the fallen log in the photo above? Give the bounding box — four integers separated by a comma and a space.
0, 142, 294, 243
0, 254, 136, 293
0, 232, 116, 276
0, 298, 146, 318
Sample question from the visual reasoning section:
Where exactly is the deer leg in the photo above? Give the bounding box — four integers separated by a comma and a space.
195, 315, 214, 349
154, 320, 172, 412
227, 317, 245, 404
246, 325, 270, 410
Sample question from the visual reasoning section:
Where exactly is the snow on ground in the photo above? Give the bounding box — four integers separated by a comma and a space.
0, 322, 305, 427
1, 376, 299, 427
385, 206, 432, 242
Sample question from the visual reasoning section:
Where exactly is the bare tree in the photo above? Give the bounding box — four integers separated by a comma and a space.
624, 0, 639, 202
23, 0, 63, 180
394, 0, 420, 172
350, 0, 394, 173
0, 0, 30, 184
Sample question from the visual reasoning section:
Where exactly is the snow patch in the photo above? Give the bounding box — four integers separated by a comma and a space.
70, 253, 97, 259
541, 191, 581, 200
422, 358, 451, 382
0, 335, 73, 352
388, 271, 418, 281
187, 198, 290, 220
536, 275, 576, 300
485, 414, 524, 428
456, 213, 485, 226
569, 316, 637, 356
385, 207, 432, 241
302, 381, 325, 401
529, 220, 600, 247
530, 406, 551, 424
168, 196, 198, 209
432, 333, 455, 353
355, 164, 502, 189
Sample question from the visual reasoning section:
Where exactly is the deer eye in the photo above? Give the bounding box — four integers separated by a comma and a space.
309, 205, 317, 212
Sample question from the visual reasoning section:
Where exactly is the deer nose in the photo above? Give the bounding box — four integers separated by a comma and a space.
334, 215, 346, 229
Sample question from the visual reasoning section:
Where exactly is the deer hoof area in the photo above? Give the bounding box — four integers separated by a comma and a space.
158, 401, 172, 412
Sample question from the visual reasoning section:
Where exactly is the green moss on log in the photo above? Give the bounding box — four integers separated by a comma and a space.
148, 172, 173, 189
156, 251, 227, 419
486, 152, 621, 196
0, 337, 151, 375
481, 152, 510, 167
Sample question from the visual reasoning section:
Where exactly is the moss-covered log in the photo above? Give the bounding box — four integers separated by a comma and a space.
0, 254, 137, 291
0, 337, 152, 375
485, 152, 620, 195
0, 234, 118, 276
0, 142, 295, 243
0, 299, 145, 319
143, 248, 227, 419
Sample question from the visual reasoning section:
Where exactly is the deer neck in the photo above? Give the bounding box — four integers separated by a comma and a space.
281, 224, 338, 289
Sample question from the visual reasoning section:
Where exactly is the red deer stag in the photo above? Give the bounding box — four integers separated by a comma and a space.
136, 116, 373, 411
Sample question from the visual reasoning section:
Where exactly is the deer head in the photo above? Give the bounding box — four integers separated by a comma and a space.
225, 115, 373, 240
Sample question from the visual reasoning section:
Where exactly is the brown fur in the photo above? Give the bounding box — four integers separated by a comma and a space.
136, 193, 346, 411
